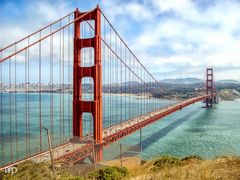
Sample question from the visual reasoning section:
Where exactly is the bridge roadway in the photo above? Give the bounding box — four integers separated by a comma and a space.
0, 94, 214, 169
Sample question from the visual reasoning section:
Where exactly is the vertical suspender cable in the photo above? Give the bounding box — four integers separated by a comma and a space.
128, 51, 130, 119
139, 61, 141, 116
141, 63, 143, 115
124, 46, 126, 123
50, 26, 55, 146
0, 49, 4, 165
25, 48, 28, 156
149, 76, 150, 112
109, 26, 112, 131
103, 17, 106, 130
14, 44, 18, 160
27, 38, 30, 154
108, 26, 110, 129
147, 76, 149, 112
68, 15, 71, 139
39, 30, 42, 152
50, 25, 54, 146
59, 20, 62, 144
115, 32, 117, 125
120, 41, 122, 126
144, 70, 145, 113
62, 27, 65, 142
9, 56, 12, 161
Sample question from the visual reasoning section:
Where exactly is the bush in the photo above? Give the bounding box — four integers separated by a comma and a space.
151, 156, 181, 172
140, 160, 147, 165
181, 155, 202, 161
88, 166, 128, 180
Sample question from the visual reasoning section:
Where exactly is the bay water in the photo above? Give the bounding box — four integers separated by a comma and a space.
1, 93, 240, 166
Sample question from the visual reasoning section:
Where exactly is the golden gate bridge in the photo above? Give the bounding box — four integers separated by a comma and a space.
0, 6, 216, 169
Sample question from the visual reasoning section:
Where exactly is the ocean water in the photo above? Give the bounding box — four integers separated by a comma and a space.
0, 92, 174, 166
0, 93, 240, 166
119, 99, 240, 160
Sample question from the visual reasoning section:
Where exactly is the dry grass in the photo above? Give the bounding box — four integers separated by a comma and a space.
0, 161, 55, 180
1, 156, 240, 179
129, 156, 240, 180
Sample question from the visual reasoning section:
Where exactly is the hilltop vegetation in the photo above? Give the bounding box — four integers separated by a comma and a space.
1, 155, 240, 179
128, 156, 240, 180
102, 81, 240, 101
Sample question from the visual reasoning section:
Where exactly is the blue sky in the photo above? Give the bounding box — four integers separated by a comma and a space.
1, 0, 240, 81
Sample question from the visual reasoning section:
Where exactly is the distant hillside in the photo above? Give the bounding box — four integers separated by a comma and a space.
216, 79, 240, 84
160, 78, 240, 85
121, 81, 142, 86
82, 79, 240, 101
160, 78, 204, 84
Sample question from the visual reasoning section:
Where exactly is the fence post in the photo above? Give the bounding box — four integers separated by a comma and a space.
140, 128, 142, 161
120, 143, 123, 168
92, 139, 96, 170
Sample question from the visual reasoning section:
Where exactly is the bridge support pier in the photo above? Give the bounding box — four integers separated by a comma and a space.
73, 6, 103, 162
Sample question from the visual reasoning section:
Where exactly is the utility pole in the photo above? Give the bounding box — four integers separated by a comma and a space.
42, 125, 56, 180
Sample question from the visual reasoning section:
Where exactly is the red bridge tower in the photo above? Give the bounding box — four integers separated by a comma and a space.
73, 6, 103, 161
206, 68, 214, 108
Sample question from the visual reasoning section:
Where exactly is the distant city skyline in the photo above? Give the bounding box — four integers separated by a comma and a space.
1, 0, 240, 81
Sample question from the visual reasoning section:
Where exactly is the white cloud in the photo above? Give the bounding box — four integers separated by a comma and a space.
104, 0, 240, 80
1, 0, 240, 81
101, 1, 155, 22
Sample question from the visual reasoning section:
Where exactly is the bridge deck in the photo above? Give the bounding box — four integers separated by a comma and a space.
0, 94, 214, 169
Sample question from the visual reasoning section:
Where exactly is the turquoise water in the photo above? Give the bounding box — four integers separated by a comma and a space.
0, 93, 174, 166
1, 93, 240, 166
119, 100, 240, 160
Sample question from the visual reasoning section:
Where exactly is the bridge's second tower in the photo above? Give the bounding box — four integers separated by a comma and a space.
206, 68, 214, 108
73, 6, 102, 159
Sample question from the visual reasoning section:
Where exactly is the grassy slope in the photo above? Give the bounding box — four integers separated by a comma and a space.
129, 156, 240, 180
1, 156, 240, 179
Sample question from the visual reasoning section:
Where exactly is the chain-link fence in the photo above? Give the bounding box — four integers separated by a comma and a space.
100, 142, 141, 170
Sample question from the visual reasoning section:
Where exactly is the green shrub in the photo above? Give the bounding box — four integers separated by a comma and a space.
88, 166, 128, 180
0, 161, 54, 180
181, 155, 202, 161
140, 160, 147, 165
151, 156, 181, 172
